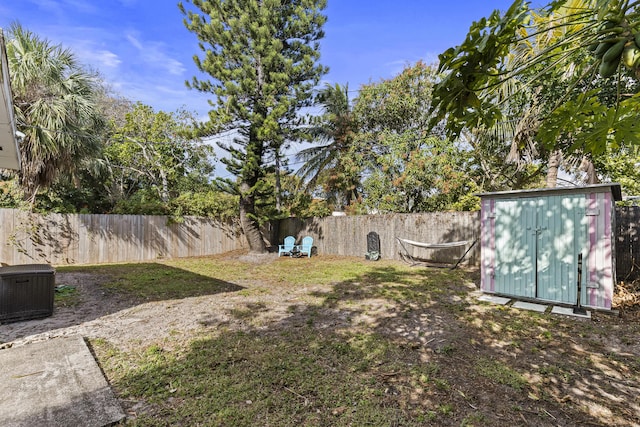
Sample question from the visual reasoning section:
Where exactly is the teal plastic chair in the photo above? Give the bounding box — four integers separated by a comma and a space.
278, 236, 296, 256
299, 236, 313, 258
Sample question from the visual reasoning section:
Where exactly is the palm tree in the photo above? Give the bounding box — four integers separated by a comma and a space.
296, 83, 360, 210
6, 23, 104, 204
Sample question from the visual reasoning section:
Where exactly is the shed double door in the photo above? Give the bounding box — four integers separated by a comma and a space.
493, 195, 588, 304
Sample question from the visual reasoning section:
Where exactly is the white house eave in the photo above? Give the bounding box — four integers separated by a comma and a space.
0, 29, 21, 171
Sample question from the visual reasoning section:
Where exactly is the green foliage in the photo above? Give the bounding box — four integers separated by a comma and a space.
357, 134, 473, 213
111, 189, 169, 215
297, 83, 360, 211
449, 192, 482, 211
0, 178, 30, 210
354, 61, 437, 134
296, 197, 332, 218
107, 188, 239, 220
106, 102, 215, 204
0, 175, 107, 214
181, 0, 328, 251
594, 142, 640, 196
433, 0, 640, 159
462, 125, 544, 192
6, 23, 105, 204
275, 173, 332, 218
39, 173, 114, 214
238, 172, 327, 221
349, 63, 475, 213
431, 1, 530, 136
170, 191, 238, 220
1, 94, 222, 216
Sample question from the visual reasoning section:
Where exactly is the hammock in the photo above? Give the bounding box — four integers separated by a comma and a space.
396, 237, 477, 269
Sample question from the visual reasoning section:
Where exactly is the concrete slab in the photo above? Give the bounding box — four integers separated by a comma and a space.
0, 336, 125, 427
551, 306, 592, 319
512, 301, 548, 313
477, 294, 511, 305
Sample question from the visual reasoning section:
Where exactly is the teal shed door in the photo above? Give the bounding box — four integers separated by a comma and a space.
493, 195, 587, 304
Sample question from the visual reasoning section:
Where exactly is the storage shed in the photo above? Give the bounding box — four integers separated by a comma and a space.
478, 184, 622, 310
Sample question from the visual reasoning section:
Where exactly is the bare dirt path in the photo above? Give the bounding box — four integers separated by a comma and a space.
0, 257, 332, 351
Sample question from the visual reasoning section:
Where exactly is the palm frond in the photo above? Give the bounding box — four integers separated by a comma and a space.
6, 23, 104, 200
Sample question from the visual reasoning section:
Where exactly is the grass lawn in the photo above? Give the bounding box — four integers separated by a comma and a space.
58, 253, 640, 426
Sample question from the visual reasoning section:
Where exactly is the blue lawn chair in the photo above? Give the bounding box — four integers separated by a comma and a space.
298, 236, 313, 258
278, 236, 296, 257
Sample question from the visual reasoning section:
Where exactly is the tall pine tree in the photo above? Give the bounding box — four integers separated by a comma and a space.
180, 0, 327, 252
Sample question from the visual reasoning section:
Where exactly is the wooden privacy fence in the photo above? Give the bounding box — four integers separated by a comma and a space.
0, 209, 245, 265
274, 212, 481, 266
0, 209, 481, 267
616, 206, 640, 280
0, 207, 638, 277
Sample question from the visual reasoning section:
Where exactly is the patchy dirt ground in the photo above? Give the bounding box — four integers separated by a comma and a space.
2, 255, 638, 352
0, 254, 314, 350
1, 253, 639, 426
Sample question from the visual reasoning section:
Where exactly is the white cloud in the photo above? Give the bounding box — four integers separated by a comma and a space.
126, 32, 186, 76
26, 0, 97, 18
384, 60, 410, 77
30, 0, 61, 9
2, 4, 202, 114
27, 0, 64, 20
165, 58, 186, 76
61, 0, 98, 14
45, 32, 122, 70
0, 6, 11, 19
125, 33, 143, 50
155, 85, 190, 96
91, 50, 121, 68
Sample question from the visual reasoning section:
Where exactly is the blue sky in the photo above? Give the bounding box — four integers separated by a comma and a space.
0, 1, 520, 120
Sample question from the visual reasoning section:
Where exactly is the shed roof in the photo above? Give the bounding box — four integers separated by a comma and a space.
476, 183, 622, 202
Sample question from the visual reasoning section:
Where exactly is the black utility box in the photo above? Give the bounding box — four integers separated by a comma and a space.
0, 264, 55, 323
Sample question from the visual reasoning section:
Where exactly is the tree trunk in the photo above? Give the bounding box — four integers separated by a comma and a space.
159, 169, 170, 203
275, 152, 282, 212
239, 181, 267, 253
240, 119, 267, 254
546, 150, 561, 188
579, 156, 600, 184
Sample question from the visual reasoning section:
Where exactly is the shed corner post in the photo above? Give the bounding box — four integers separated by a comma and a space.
480, 197, 496, 293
